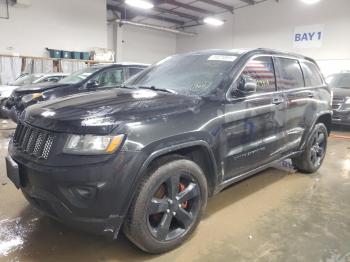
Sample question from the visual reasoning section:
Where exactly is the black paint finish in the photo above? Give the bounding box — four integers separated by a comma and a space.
7, 49, 332, 239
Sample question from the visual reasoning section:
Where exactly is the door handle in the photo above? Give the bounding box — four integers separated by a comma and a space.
272, 97, 284, 105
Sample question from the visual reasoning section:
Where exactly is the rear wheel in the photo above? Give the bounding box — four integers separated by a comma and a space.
123, 158, 208, 253
292, 123, 328, 173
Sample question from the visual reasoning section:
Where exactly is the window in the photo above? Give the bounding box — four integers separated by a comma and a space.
240, 56, 276, 93
301, 61, 324, 87
97, 69, 124, 88
125, 53, 239, 96
275, 57, 304, 90
41, 76, 60, 83
129, 67, 144, 78
59, 67, 100, 85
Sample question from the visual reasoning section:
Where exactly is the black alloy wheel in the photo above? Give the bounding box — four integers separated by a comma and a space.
124, 158, 208, 253
292, 123, 328, 173
309, 129, 326, 168
147, 173, 201, 241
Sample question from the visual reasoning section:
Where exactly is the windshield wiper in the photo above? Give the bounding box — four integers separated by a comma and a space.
138, 86, 177, 94
119, 84, 137, 89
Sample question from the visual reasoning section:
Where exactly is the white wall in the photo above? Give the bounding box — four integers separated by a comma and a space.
108, 23, 177, 64
177, 0, 350, 75
0, 0, 107, 57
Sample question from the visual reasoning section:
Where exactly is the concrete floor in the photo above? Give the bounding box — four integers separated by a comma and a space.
0, 121, 350, 262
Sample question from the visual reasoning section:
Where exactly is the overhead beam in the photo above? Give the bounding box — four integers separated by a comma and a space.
152, 0, 201, 21
107, 4, 185, 25
157, 0, 212, 15
239, 0, 255, 4
197, 0, 233, 13
111, 0, 200, 21
155, 6, 200, 21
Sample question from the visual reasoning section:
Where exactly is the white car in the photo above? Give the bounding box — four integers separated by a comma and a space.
0, 73, 68, 117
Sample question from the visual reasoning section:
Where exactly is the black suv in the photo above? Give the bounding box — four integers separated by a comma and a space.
326, 72, 350, 125
6, 49, 331, 253
3, 63, 148, 122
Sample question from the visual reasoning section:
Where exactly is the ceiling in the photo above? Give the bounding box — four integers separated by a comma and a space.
107, 0, 269, 29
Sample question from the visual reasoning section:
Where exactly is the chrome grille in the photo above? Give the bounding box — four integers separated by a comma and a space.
13, 122, 55, 160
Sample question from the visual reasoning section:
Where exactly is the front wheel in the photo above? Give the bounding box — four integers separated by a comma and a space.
292, 123, 328, 173
123, 158, 208, 253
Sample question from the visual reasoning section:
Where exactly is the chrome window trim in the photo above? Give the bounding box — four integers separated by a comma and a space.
226, 53, 327, 102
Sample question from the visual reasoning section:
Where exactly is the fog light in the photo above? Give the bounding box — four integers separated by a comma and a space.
72, 186, 97, 200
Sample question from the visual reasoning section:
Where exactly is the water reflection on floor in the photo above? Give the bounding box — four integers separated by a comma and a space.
0, 121, 350, 262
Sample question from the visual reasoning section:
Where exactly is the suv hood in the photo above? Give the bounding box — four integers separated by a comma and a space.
23, 88, 202, 134
15, 82, 69, 94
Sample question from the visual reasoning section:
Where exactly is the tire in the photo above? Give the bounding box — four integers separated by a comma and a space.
123, 157, 208, 254
292, 123, 328, 173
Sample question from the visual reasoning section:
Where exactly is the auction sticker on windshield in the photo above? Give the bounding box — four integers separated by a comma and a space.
208, 55, 237, 62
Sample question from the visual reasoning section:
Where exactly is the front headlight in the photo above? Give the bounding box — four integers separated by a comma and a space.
63, 134, 125, 155
21, 93, 43, 103
345, 98, 350, 104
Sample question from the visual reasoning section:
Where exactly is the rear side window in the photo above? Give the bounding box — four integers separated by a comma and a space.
241, 56, 276, 93
301, 61, 324, 87
275, 57, 304, 90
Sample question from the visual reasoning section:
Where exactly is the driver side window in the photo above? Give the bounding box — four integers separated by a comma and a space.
239, 56, 276, 94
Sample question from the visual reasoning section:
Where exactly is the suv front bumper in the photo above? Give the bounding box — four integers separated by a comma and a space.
7, 143, 145, 239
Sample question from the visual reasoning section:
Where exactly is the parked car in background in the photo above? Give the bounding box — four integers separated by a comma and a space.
3, 63, 149, 122
326, 72, 350, 125
0, 73, 68, 118
6, 49, 331, 253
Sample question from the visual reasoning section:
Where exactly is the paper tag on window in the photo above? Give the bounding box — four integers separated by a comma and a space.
208, 55, 236, 62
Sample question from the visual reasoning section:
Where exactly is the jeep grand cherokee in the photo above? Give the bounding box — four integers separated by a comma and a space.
6, 49, 331, 253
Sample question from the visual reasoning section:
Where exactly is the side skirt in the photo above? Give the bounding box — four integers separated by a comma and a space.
214, 151, 303, 194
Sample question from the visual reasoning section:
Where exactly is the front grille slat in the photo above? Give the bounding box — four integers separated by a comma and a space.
41, 135, 54, 160
13, 123, 22, 143
19, 126, 29, 149
16, 123, 24, 142
32, 133, 46, 157
25, 129, 38, 154
12, 122, 55, 160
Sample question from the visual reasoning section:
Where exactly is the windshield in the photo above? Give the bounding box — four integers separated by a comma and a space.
58, 67, 101, 85
124, 53, 239, 96
10, 75, 43, 86
326, 74, 350, 88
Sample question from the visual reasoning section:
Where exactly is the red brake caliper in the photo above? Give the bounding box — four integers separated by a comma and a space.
178, 183, 189, 209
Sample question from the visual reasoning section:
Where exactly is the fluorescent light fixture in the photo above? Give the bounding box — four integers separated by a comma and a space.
204, 17, 224, 26
125, 0, 154, 9
300, 0, 321, 4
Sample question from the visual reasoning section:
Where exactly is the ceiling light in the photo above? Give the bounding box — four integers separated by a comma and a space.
125, 0, 154, 9
300, 0, 321, 4
204, 17, 224, 26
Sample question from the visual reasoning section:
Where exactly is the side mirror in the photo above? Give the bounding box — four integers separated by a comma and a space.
236, 75, 257, 95
86, 80, 100, 89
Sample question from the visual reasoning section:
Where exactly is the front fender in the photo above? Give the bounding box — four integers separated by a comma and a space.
116, 137, 219, 235
299, 110, 332, 150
